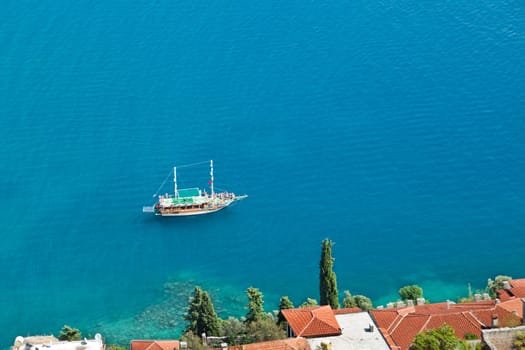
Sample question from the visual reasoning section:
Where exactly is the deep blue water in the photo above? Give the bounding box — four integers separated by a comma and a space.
1, 0, 524, 348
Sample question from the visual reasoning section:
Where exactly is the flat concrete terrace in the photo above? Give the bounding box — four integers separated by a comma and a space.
13, 335, 104, 350
307, 312, 390, 350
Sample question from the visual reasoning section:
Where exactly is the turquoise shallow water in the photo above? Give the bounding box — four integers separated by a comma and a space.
0, 0, 524, 348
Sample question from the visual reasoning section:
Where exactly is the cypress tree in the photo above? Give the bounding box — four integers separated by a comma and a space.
184, 286, 220, 336
277, 296, 294, 325
200, 291, 220, 336
245, 287, 265, 324
184, 286, 204, 334
319, 238, 339, 309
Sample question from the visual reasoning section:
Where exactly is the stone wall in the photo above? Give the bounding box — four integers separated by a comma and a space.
482, 325, 525, 350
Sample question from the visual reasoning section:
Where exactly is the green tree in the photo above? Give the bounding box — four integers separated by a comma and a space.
200, 291, 220, 336
58, 325, 82, 341
320, 238, 339, 309
184, 286, 220, 336
487, 275, 512, 297
342, 291, 373, 311
185, 286, 204, 334
245, 287, 265, 324
277, 296, 294, 325
180, 331, 207, 350
246, 316, 286, 343
513, 331, 525, 350
410, 324, 460, 350
342, 290, 354, 308
399, 285, 424, 302
300, 298, 318, 308
220, 317, 246, 345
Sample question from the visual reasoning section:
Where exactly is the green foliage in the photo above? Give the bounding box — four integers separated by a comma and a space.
342, 290, 354, 308
410, 324, 460, 350
200, 291, 220, 336
300, 298, 319, 308
246, 316, 286, 343
342, 290, 373, 311
106, 346, 127, 350
180, 331, 207, 350
463, 332, 478, 340
513, 331, 525, 350
220, 317, 246, 345
277, 296, 294, 325
245, 287, 265, 324
184, 286, 220, 337
185, 286, 204, 334
399, 285, 424, 302
58, 325, 82, 341
487, 275, 512, 297
319, 238, 339, 309
279, 295, 294, 310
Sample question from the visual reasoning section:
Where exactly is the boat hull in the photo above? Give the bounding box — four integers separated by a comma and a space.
156, 205, 229, 216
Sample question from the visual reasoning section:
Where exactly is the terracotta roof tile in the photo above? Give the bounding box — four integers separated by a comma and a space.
510, 279, 525, 288
332, 307, 361, 315
509, 288, 525, 298
499, 298, 524, 318
131, 340, 179, 350
212, 338, 311, 350
497, 285, 525, 299
498, 289, 514, 301
369, 309, 401, 331
281, 306, 341, 338
369, 300, 523, 350
425, 314, 481, 338
390, 314, 428, 350
472, 305, 522, 328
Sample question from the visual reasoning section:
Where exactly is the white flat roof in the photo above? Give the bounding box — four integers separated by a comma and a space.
307, 312, 390, 350
15, 337, 103, 350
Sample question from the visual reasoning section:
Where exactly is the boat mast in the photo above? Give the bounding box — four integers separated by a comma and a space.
210, 160, 214, 195
173, 166, 178, 197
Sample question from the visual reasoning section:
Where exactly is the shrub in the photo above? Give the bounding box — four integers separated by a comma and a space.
58, 325, 82, 341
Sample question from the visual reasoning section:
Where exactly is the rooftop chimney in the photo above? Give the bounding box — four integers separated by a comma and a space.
491, 315, 499, 328
474, 294, 481, 302
416, 298, 425, 306
503, 281, 511, 290
407, 299, 414, 307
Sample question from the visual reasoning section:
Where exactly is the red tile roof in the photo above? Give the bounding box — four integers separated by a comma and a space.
497, 279, 525, 300
370, 300, 522, 350
332, 307, 362, 315
281, 306, 342, 337
508, 288, 525, 298
131, 340, 179, 350
510, 279, 525, 288
497, 289, 514, 301
212, 338, 311, 350
498, 298, 524, 318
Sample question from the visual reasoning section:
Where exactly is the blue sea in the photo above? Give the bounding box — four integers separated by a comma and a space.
0, 0, 523, 348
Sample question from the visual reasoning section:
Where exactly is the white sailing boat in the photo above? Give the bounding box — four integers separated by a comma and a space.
143, 160, 247, 217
